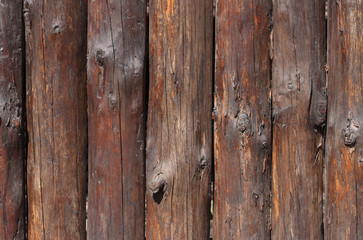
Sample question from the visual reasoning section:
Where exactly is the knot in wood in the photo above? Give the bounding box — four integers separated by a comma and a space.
198, 156, 208, 172
317, 103, 327, 121
149, 174, 166, 194
343, 118, 359, 147
24, 0, 32, 12
51, 21, 62, 34
359, 149, 363, 164
308, 90, 327, 131
96, 49, 105, 67
287, 82, 294, 91
237, 113, 251, 134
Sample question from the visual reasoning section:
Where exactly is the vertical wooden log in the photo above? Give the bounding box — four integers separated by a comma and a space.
146, 0, 213, 239
87, 0, 146, 239
271, 0, 326, 239
325, 0, 362, 238
0, 1, 25, 239
213, 0, 272, 239
24, 0, 88, 239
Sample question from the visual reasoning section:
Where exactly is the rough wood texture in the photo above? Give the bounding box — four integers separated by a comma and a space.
146, 0, 213, 239
213, 0, 272, 239
0, 1, 25, 239
24, 0, 88, 239
325, 0, 362, 238
87, 0, 146, 239
271, 0, 326, 239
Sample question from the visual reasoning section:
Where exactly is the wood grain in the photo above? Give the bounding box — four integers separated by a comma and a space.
24, 0, 88, 239
0, 1, 25, 239
213, 0, 272, 239
271, 0, 326, 239
87, 0, 146, 239
146, 0, 213, 239
325, 0, 363, 238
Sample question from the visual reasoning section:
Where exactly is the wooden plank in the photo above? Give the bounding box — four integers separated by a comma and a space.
271, 0, 326, 239
87, 0, 146, 239
213, 0, 272, 239
146, 0, 213, 239
325, 0, 363, 238
24, 0, 88, 239
0, 1, 25, 239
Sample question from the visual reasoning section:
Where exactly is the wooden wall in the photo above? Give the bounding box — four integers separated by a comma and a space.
0, 0, 361, 239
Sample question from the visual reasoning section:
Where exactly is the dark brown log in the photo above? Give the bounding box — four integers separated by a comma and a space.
0, 1, 25, 239
146, 0, 213, 239
271, 0, 326, 239
24, 0, 88, 239
213, 0, 272, 239
325, 0, 363, 238
87, 0, 146, 239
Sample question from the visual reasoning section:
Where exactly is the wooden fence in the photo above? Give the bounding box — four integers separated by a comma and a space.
0, 0, 362, 239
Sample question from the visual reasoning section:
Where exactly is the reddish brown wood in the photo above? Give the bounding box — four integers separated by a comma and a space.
271, 0, 326, 239
146, 0, 213, 239
24, 0, 88, 239
213, 0, 272, 239
87, 0, 146, 239
325, 0, 363, 238
0, 1, 25, 239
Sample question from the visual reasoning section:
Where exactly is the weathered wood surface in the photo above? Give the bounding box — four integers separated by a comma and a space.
0, 1, 25, 239
325, 0, 362, 238
146, 0, 213, 239
213, 0, 272, 239
271, 0, 326, 239
87, 0, 146, 239
24, 0, 88, 239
